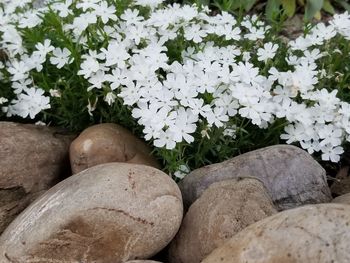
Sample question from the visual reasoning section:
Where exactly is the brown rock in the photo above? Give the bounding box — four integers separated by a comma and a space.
70, 123, 160, 174
0, 122, 73, 233
179, 145, 331, 211
203, 204, 350, 263
332, 193, 350, 205
169, 178, 277, 263
0, 163, 183, 263
330, 166, 350, 196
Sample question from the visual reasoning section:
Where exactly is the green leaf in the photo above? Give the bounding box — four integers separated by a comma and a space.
281, 0, 296, 17
304, 0, 324, 21
243, 0, 259, 11
323, 0, 335, 14
266, 0, 281, 21
336, 0, 350, 12
314, 10, 322, 20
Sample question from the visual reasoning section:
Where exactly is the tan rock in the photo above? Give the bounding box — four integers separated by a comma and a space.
169, 178, 277, 263
179, 145, 331, 211
0, 163, 183, 263
0, 122, 73, 233
203, 204, 350, 263
70, 123, 160, 174
332, 193, 350, 205
125, 261, 163, 263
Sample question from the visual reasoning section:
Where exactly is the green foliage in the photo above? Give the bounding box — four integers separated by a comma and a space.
1, 0, 350, 178
184, 0, 348, 22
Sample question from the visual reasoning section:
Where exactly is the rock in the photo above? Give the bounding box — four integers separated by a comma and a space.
179, 145, 331, 210
70, 123, 160, 174
203, 204, 350, 263
332, 193, 350, 205
330, 166, 350, 196
0, 163, 183, 263
169, 178, 277, 263
0, 122, 73, 233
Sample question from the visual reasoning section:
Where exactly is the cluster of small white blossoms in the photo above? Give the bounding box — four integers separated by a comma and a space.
1, 0, 350, 165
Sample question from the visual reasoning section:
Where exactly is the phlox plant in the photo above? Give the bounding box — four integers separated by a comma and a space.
0, 0, 350, 179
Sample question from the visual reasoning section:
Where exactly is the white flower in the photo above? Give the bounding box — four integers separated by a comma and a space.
204, 107, 229, 128
121, 9, 143, 25
106, 68, 130, 90
281, 123, 308, 144
7, 60, 30, 81
93, 1, 118, 24
88, 70, 108, 91
318, 124, 342, 147
49, 89, 61, 98
34, 39, 55, 59
257, 42, 278, 62
12, 78, 32, 94
7, 87, 50, 119
321, 145, 344, 162
52, 0, 73, 18
67, 12, 97, 35
87, 97, 98, 116
184, 24, 207, 43
174, 164, 190, 180
154, 129, 177, 149
18, 11, 42, 28
104, 92, 117, 105
169, 107, 198, 143
0, 97, 8, 104
230, 62, 264, 85
2, 1, 350, 164
101, 42, 130, 68
134, 0, 163, 8
28, 53, 46, 72
78, 55, 101, 79
35, 121, 46, 126
50, 48, 73, 69
331, 12, 350, 40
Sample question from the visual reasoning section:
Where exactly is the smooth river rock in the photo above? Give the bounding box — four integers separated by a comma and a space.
169, 178, 277, 263
203, 204, 350, 263
0, 163, 183, 262
332, 193, 350, 205
70, 123, 160, 174
179, 145, 331, 210
0, 122, 73, 233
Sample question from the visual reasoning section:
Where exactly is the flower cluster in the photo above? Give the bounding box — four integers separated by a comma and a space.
1, 0, 350, 176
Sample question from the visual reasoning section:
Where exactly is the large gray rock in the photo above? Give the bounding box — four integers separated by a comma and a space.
69, 123, 160, 174
169, 178, 277, 263
0, 122, 73, 233
203, 204, 350, 263
0, 163, 183, 262
179, 145, 331, 210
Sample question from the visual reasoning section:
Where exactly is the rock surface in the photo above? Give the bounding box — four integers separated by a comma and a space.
330, 166, 350, 196
179, 145, 331, 210
0, 122, 73, 233
169, 178, 277, 263
125, 261, 163, 263
70, 123, 160, 174
0, 163, 183, 262
202, 204, 350, 263
332, 193, 350, 205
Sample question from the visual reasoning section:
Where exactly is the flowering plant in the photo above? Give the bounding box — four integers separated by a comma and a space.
1, 0, 350, 178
